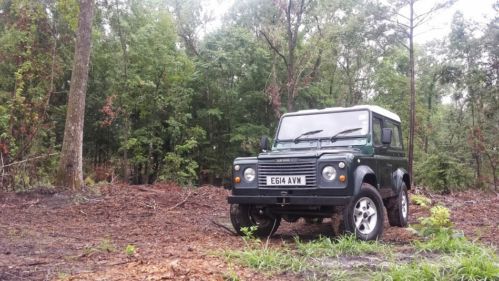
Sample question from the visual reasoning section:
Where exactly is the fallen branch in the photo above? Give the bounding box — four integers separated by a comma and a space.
167, 191, 192, 211
25, 260, 48, 266
22, 199, 40, 206
0, 153, 59, 169
210, 219, 236, 235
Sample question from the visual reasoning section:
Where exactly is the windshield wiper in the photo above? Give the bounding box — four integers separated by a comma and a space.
293, 129, 323, 144
330, 128, 362, 143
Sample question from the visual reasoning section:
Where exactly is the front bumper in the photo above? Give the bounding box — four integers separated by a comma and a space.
227, 195, 351, 206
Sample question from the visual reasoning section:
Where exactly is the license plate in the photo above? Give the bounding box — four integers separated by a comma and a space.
266, 176, 306, 186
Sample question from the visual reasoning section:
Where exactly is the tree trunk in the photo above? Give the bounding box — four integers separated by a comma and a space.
408, 0, 416, 184
57, 0, 95, 190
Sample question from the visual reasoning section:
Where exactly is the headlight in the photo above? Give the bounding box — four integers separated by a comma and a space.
244, 168, 256, 182
322, 166, 337, 181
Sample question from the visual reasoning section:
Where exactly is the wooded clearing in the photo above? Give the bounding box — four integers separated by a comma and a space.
0, 184, 497, 280
0, 0, 498, 280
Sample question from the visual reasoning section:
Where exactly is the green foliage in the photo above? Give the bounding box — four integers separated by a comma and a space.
378, 251, 499, 281
415, 152, 474, 192
410, 194, 432, 208
160, 139, 200, 186
0, 0, 496, 190
416, 205, 453, 236
224, 226, 306, 274
224, 247, 306, 274
296, 235, 392, 257
414, 231, 488, 255
124, 244, 137, 256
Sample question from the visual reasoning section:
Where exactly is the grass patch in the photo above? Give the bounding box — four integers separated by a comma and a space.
414, 231, 490, 255
224, 247, 307, 273
378, 251, 499, 281
83, 238, 116, 256
224, 234, 392, 277
296, 235, 392, 257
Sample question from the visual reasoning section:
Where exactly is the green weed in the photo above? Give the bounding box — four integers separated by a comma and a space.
223, 264, 241, 281
98, 239, 116, 252
296, 235, 392, 257
414, 205, 453, 236
124, 244, 136, 256
378, 251, 499, 281
410, 194, 432, 207
83, 238, 116, 256
224, 247, 306, 273
414, 231, 489, 255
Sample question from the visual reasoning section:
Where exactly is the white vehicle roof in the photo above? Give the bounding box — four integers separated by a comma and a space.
283, 105, 401, 123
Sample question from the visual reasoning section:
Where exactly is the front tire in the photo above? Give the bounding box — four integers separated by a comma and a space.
387, 184, 409, 227
230, 204, 281, 237
343, 184, 384, 241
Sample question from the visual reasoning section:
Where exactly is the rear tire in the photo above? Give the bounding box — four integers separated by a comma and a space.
387, 184, 409, 227
230, 204, 281, 237
343, 183, 384, 241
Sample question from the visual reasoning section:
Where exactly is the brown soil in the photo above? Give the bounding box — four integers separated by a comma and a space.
0, 185, 497, 280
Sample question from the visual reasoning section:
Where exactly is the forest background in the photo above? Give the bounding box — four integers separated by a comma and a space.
0, 0, 497, 192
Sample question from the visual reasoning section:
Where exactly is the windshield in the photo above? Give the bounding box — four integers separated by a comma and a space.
275, 110, 370, 148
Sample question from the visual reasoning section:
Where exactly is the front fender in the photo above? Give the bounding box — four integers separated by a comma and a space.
353, 165, 377, 196
392, 168, 410, 194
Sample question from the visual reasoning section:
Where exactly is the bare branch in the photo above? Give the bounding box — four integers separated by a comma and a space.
414, 1, 455, 27
260, 30, 288, 67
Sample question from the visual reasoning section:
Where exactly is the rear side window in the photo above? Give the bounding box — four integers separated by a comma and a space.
385, 120, 402, 148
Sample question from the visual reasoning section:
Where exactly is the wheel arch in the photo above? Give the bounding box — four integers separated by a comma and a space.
353, 165, 378, 196
393, 168, 411, 193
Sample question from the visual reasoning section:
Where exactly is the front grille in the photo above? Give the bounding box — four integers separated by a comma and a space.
258, 158, 317, 188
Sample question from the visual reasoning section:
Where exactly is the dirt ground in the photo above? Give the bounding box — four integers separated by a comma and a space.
0, 184, 497, 281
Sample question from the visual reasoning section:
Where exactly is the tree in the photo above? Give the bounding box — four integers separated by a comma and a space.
57, 0, 95, 189
258, 0, 321, 112
389, 0, 454, 181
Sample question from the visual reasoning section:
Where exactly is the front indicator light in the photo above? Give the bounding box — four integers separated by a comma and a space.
234, 177, 241, 183
339, 175, 346, 182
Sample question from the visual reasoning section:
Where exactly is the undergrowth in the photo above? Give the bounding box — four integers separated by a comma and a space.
379, 251, 499, 281
224, 206, 498, 281
296, 235, 392, 257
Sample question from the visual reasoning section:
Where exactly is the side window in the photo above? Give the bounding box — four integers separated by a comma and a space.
372, 117, 382, 146
385, 121, 402, 148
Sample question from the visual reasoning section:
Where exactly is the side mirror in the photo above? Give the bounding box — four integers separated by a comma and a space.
381, 128, 392, 145
260, 136, 271, 152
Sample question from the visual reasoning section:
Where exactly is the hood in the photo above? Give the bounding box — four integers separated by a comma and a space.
258, 148, 361, 160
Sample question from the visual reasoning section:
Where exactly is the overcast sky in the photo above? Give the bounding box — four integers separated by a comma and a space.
202, 0, 497, 43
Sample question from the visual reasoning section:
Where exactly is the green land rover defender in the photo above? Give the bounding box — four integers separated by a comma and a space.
228, 105, 410, 241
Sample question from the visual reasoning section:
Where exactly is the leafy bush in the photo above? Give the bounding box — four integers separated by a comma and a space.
416, 205, 452, 236
415, 152, 474, 192
160, 138, 200, 185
